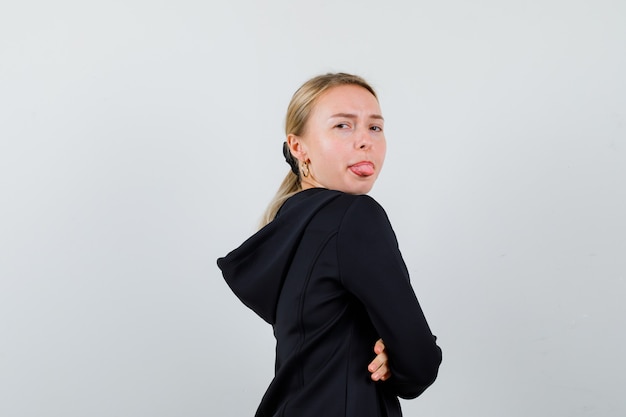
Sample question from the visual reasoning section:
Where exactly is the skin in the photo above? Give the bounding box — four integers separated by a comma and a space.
370, 338, 391, 381
287, 84, 390, 382
287, 84, 386, 195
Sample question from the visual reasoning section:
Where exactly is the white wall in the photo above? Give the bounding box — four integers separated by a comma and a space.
1, 1, 624, 416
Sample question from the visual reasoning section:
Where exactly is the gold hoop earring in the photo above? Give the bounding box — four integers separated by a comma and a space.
301, 161, 310, 178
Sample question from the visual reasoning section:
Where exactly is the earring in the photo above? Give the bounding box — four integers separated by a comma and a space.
301, 161, 310, 178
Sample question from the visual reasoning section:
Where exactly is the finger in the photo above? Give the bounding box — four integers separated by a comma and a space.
370, 339, 391, 381
373, 338, 385, 355
371, 360, 391, 381
369, 339, 387, 372
367, 352, 389, 375
368, 349, 387, 373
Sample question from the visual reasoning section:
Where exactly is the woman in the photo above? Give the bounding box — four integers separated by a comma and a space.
217, 73, 442, 417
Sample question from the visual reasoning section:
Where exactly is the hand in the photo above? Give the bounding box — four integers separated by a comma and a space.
368, 338, 391, 381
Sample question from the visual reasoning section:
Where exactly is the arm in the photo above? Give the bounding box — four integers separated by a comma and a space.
337, 195, 442, 399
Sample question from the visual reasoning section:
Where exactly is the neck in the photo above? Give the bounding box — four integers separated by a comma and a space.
300, 175, 324, 190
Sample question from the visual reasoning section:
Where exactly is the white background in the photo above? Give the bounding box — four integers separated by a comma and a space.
1, 1, 625, 416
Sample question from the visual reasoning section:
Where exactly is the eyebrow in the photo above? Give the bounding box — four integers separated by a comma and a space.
329, 113, 384, 121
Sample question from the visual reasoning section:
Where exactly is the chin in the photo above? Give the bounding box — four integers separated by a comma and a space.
344, 180, 375, 195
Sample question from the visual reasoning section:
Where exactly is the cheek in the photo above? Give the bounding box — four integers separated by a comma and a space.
378, 140, 387, 161
316, 141, 346, 164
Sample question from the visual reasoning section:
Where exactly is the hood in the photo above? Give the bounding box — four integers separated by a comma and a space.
217, 189, 341, 324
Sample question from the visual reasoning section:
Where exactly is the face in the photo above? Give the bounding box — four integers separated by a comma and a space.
288, 84, 386, 195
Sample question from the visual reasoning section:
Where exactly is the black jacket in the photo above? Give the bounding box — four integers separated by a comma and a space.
218, 188, 442, 417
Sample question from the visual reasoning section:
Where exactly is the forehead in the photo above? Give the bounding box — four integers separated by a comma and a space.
312, 84, 381, 115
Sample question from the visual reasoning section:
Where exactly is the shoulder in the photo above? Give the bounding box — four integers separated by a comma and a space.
280, 190, 392, 232
335, 195, 405, 285
336, 194, 396, 243
341, 194, 391, 226
278, 188, 341, 215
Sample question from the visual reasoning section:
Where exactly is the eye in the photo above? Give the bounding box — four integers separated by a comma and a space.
335, 123, 350, 129
370, 125, 383, 132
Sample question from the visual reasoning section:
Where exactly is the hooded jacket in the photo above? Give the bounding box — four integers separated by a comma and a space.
217, 188, 442, 417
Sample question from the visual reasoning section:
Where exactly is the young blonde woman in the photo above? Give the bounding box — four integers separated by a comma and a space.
218, 73, 442, 417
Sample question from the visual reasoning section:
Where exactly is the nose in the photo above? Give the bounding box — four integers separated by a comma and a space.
356, 126, 373, 150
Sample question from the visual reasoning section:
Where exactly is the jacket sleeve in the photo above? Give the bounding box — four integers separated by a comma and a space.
337, 195, 442, 399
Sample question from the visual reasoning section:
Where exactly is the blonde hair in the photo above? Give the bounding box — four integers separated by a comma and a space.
259, 73, 378, 228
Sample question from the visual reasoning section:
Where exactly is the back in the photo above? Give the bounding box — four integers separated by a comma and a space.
218, 188, 442, 417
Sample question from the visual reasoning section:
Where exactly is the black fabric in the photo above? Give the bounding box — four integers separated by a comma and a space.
217, 188, 442, 417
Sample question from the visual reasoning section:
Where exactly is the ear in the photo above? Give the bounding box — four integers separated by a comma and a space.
287, 134, 308, 163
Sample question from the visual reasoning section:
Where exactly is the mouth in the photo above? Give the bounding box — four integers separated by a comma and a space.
349, 161, 375, 177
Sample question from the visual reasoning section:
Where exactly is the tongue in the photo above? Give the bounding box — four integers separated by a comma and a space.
350, 163, 374, 177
